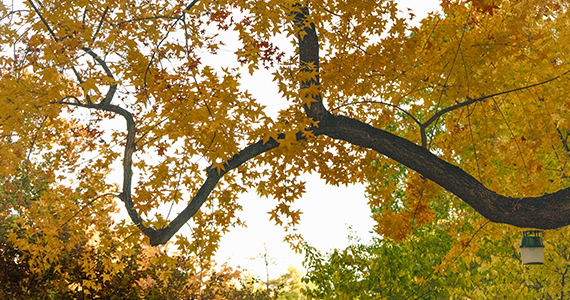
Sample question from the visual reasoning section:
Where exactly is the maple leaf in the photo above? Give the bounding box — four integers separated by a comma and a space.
470, 0, 500, 15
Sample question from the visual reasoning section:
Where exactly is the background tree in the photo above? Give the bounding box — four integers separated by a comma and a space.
301, 161, 570, 299
302, 209, 570, 299
231, 266, 307, 300
3, 0, 570, 272
0, 162, 247, 299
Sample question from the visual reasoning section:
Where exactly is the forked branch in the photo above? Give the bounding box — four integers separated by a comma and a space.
421, 69, 570, 130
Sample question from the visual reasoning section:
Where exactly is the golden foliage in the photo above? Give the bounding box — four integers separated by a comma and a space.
2, 0, 570, 280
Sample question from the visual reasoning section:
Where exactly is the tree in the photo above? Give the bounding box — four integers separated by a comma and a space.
2, 0, 570, 261
301, 158, 570, 299
231, 266, 307, 300
302, 204, 570, 299
0, 162, 246, 299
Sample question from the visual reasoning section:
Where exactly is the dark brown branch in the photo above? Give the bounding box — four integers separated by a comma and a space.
317, 114, 570, 230
28, 4, 116, 106
59, 95, 309, 245
53, 2, 570, 247
45, 1, 290, 246
291, 4, 330, 122
414, 69, 570, 148
27, 0, 57, 41
70, 66, 94, 104
184, 0, 200, 13
81, 47, 117, 105
91, 6, 109, 43
146, 136, 285, 245
59, 101, 146, 234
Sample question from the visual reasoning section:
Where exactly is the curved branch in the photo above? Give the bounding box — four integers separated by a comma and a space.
331, 100, 421, 126
29, 3, 117, 105
317, 114, 570, 230
421, 69, 570, 129
147, 135, 285, 245
59, 98, 310, 245
58, 101, 146, 234
81, 47, 117, 105
53, 2, 570, 246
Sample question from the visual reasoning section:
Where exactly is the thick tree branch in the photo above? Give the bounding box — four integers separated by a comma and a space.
291, 4, 330, 122
60, 100, 308, 245
317, 114, 570, 229
295, 5, 570, 230
147, 137, 281, 245
58, 101, 147, 234
53, 2, 306, 246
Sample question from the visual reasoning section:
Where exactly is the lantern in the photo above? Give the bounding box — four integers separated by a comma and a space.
520, 230, 544, 265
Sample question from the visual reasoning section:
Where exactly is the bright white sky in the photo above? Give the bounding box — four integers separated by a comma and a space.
212, 0, 442, 278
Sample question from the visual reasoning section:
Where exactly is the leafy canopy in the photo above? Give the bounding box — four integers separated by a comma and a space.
2, 0, 570, 264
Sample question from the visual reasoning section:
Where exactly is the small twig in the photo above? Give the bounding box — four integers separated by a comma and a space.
331, 100, 421, 126
491, 96, 530, 177
70, 66, 93, 104
427, 6, 472, 150
115, 15, 177, 27
142, 0, 200, 104
26, 115, 48, 161
91, 6, 109, 43
58, 193, 117, 230
166, 167, 186, 221
421, 69, 570, 130
27, 0, 58, 41
467, 105, 482, 181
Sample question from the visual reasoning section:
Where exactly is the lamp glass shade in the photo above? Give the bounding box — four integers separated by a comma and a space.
520, 231, 544, 265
